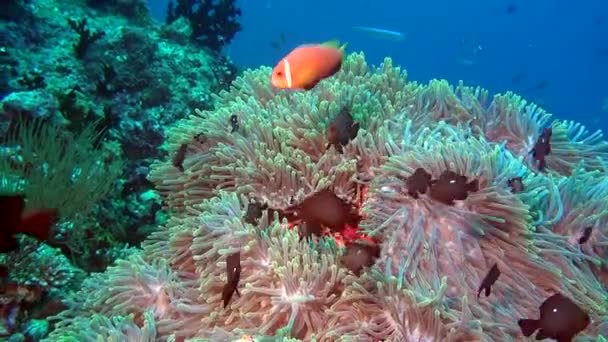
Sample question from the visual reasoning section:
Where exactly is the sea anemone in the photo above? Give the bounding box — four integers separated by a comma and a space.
172, 191, 347, 340
323, 266, 478, 341
527, 166, 608, 333
207, 227, 345, 339
49, 254, 208, 340
45, 311, 157, 341
148, 53, 418, 215
358, 134, 573, 340
46, 52, 608, 341
481, 92, 608, 175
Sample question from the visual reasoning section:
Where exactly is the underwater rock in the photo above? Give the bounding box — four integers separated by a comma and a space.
1, 90, 59, 121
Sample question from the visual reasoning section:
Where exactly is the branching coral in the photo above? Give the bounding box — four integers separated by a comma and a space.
48, 52, 608, 341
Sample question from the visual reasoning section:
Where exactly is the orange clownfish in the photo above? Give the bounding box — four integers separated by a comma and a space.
271, 40, 347, 90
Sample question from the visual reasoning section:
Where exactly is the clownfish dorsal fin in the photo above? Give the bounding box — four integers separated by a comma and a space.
322, 40, 347, 50
322, 40, 348, 62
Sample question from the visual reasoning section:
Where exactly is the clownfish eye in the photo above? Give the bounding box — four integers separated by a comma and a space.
276, 71, 283, 76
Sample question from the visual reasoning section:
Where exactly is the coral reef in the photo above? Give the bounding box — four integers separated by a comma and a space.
0, 0, 239, 258
0, 0, 241, 338
0, 0, 236, 243
46, 53, 608, 340
0, 236, 86, 339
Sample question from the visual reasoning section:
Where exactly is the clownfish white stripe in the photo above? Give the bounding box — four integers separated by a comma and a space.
283, 58, 293, 88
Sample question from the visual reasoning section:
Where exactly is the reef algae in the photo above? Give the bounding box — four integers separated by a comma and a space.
45, 53, 608, 341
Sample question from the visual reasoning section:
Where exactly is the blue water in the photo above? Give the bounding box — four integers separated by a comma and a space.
149, 0, 608, 132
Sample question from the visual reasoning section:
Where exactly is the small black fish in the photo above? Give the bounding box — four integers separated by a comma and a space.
243, 201, 267, 225
326, 108, 359, 153
518, 293, 590, 341
222, 251, 242, 308
230, 114, 239, 133
578, 227, 593, 244
172, 143, 188, 172
293, 189, 357, 234
530, 127, 552, 171
508, 177, 524, 193
405, 168, 432, 198
429, 170, 479, 205
341, 240, 380, 276
193, 133, 206, 144
477, 263, 500, 298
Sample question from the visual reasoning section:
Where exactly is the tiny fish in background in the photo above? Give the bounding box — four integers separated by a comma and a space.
477, 263, 500, 298
511, 72, 527, 85
592, 16, 604, 28
271, 40, 346, 90
518, 293, 590, 341
269, 32, 287, 50
535, 80, 549, 90
0, 194, 57, 253
578, 227, 593, 244
505, 3, 518, 15
172, 143, 188, 172
222, 251, 242, 308
351, 26, 406, 41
